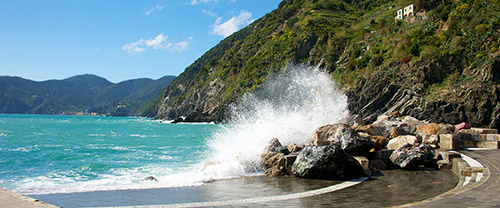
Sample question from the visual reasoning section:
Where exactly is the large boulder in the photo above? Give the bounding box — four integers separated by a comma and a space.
291, 145, 366, 180
314, 124, 374, 155
389, 143, 436, 169
386, 135, 419, 150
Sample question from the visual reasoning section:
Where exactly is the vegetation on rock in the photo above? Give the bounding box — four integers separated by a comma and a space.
149, 0, 500, 128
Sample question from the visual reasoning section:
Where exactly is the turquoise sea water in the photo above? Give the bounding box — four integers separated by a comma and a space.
0, 67, 352, 197
0, 114, 219, 194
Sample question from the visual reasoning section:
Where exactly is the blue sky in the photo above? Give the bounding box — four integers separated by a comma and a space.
0, 0, 281, 83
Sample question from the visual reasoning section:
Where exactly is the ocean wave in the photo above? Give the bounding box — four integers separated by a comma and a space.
201, 65, 348, 181
9, 165, 213, 195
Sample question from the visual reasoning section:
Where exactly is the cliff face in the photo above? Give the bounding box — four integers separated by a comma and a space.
151, 0, 500, 128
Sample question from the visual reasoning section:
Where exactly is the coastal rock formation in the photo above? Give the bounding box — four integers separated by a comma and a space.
261, 138, 297, 176
390, 143, 436, 169
314, 124, 374, 156
291, 145, 366, 180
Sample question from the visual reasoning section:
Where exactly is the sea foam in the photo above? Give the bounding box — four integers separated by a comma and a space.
201, 64, 349, 180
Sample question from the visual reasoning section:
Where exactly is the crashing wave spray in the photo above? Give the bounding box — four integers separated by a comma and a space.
200, 64, 349, 179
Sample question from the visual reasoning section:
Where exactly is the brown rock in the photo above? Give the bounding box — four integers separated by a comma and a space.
261, 152, 285, 168
416, 123, 440, 135
356, 124, 385, 136
314, 124, 352, 146
371, 135, 389, 150
287, 143, 303, 153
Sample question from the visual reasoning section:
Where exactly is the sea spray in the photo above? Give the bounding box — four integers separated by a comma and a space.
201, 64, 349, 179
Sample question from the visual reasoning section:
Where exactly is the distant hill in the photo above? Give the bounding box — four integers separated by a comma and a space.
147, 0, 500, 128
0, 74, 175, 116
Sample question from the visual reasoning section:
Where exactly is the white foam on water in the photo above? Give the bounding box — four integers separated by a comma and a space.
200, 64, 349, 181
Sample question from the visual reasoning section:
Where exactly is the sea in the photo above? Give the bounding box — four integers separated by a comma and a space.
0, 65, 351, 206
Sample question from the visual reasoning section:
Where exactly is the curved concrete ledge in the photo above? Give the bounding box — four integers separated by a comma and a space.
97, 177, 369, 208
397, 149, 500, 207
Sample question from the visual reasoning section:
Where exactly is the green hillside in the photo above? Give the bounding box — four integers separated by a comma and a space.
149, 0, 500, 128
0, 74, 175, 116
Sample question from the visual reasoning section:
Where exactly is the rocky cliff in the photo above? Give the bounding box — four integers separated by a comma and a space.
150, 0, 500, 129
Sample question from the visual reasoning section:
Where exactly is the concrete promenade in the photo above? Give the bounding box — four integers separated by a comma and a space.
405, 149, 500, 207
2, 149, 499, 207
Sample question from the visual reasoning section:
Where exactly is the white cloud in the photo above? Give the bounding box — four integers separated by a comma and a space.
145, 4, 164, 15
122, 34, 192, 53
189, 0, 237, 5
211, 10, 252, 37
202, 9, 217, 17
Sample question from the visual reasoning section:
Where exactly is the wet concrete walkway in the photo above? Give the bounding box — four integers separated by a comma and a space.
5, 149, 500, 208
407, 149, 500, 207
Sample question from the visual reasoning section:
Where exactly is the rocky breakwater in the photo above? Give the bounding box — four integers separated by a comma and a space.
261, 112, 470, 180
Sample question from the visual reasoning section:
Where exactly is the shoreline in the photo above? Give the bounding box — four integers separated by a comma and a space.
23, 167, 454, 207
5, 148, 493, 207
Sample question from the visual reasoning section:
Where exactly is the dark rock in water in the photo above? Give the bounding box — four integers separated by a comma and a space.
315, 124, 374, 156
389, 143, 436, 169
291, 145, 366, 180
143, 176, 158, 182
171, 117, 184, 123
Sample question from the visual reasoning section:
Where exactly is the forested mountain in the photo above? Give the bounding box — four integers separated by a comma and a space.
147, 0, 500, 128
0, 74, 175, 116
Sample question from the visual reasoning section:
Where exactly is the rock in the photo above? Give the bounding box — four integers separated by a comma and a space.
389, 143, 436, 169
265, 166, 287, 176
265, 138, 283, 152
416, 123, 440, 135
348, 114, 365, 126
371, 135, 389, 150
355, 124, 385, 136
261, 152, 285, 168
390, 124, 416, 138
291, 145, 366, 180
354, 156, 370, 175
261, 152, 287, 176
424, 134, 439, 145
401, 116, 427, 129
314, 124, 339, 146
284, 154, 298, 175
455, 122, 471, 131
369, 159, 387, 171
287, 143, 303, 153
438, 123, 455, 134
415, 123, 441, 144
315, 124, 374, 155
171, 117, 184, 123
386, 135, 419, 150
143, 176, 158, 182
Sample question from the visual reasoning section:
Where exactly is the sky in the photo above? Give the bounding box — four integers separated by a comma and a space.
0, 0, 282, 83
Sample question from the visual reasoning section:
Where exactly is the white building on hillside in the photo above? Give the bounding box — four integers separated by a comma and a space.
395, 4, 414, 20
